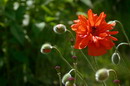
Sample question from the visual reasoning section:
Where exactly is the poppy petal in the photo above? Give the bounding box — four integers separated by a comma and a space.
92, 36, 100, 47
98, 24, 113, 33
74, 34, 83, 49
74, 20, 80, 23
78, 15, 88, 23
100, 39, 115, 49
79, 34, 92, 49
88, 43, 107, 56
88, 9, 94, 26
71, 24, 78, 31
107, 36, 118, 41
106, 31, 119, 35
99, 33, 108, 38
95, 12, 106, 26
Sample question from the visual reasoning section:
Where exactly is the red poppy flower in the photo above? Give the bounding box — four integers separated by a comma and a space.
71, 9, 118, 56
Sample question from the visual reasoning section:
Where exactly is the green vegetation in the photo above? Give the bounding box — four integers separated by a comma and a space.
0, 0, 130, 86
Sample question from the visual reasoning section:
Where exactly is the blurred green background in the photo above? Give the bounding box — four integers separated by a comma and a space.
0, 0, 130, 86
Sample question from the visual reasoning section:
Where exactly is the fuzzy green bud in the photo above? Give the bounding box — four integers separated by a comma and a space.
111, 52, 120, 65
62, 69, 75, 84
40, 43, 52, 54
53, 24, 67, 34
65, 81, 76, 86
95, 68, 109, 82
62, 73, 71, 84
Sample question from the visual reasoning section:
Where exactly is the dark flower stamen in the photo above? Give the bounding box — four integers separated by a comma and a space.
92, 26, 97, 30
92, 26, 97, 35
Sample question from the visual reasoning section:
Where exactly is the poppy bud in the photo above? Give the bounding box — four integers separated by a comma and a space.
62, 69, 75, 84
55, 66, 61, 72
67, 77, 75, 81
108, 21, 116, 26
40, 43, 53, 54
65, 77, 76, 86
95, 68, 109, 82
70, 38, 74, 45
65, 81, 76, 86
53, 24, 67, 34
72, 56, 77, 59
62, 73, 71, 84
111, 52, 120, 65
113, 79, 120, 84
55, 66, 60, 70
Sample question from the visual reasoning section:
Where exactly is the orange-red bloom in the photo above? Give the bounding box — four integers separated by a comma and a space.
71, 9, 118, 56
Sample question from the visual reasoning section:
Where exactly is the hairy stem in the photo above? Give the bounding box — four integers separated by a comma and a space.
54, 47, 88, 86
80, 50, 96, 72
115, 20, 130, 45
57, 73, 62, 86
67, 30, 96, 72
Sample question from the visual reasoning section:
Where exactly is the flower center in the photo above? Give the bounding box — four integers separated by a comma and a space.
92, 26, 97, 30
91, 26, 98, 36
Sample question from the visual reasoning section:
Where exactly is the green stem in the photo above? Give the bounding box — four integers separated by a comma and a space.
67, 30, 75, 40
109, 69, 121, 86
73, 63, 77, 84
115, 20, 130, 45
80, 50, 96, 72
67, 30, 96, 72
93, 56, 106, 86
102, 82, 107, 86
109, 69, 118, 79
116, 42, 129, 51
115, 45, 130, 72
92, 56, 98, 70
54, 47, 88, 86
57, 73, 62, 86
4, 49, 10, 80
2, 30, 10, 83
54, 47, 73, 69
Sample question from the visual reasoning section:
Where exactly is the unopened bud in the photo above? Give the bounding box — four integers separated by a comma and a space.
68, 77, 75, 82
111, 53, 120, 65
113, 79, 120, 84
70, 38, 74, 45
72, 56, 77, 59
53, 24, 67, 34
65, 81, 76, 86
40, 43, 52, 54
108, 20, 116, 26
62, 73, 71, 84
62, 69, 75, 84
95, 68, 109, 82
55, 66, 61, 72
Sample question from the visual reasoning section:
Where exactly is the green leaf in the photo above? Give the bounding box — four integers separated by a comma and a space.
80, 0, 93, 8
41, 5, 52, 15
32, 22, 46, 37
0, 22, 5, 27
5, 8, 15, 20
0, 0, 8, 7
44, 16, 56, 22
10, 24, 25, 45
0, 77, 7, 86
15, 6, 26, 21
12, 50, 28, 63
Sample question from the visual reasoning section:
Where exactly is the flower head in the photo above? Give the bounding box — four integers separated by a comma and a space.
71, 9, 118, 56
